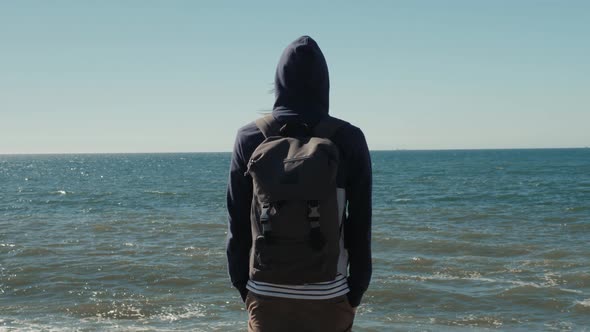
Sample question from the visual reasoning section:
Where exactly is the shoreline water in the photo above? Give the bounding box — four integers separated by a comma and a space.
1, 149, 589, 330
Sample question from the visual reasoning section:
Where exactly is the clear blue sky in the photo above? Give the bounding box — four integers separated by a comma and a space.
1, 1, 589, 153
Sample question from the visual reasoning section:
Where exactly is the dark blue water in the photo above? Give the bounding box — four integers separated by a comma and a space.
1, 149, 589, 331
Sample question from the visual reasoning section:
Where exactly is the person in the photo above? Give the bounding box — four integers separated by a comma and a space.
226, 35, 372, 332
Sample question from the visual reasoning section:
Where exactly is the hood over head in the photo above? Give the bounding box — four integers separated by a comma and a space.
273, 36, 329, 124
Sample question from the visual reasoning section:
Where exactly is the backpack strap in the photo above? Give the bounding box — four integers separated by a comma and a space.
256, 114, 348, 139
312, 116, 348, 139
255, 114, 282, 138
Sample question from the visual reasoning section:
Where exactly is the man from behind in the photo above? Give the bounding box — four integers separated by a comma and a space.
226, 35, 372, 332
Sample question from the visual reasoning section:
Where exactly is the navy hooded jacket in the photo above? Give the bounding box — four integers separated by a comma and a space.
226, 36, 372, 307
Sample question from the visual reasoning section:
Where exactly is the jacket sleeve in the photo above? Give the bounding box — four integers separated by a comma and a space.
344, 128, 372, 307
226, 130, 253, 302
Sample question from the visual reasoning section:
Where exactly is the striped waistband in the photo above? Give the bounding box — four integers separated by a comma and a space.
246, 274, 350, 300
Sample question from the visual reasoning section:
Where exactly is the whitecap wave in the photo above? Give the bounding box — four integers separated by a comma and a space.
391, 272, 583, 295
151, 303, 206, 322
144, 190, 180, 196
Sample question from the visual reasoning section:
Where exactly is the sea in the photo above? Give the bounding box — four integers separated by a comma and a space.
1, 149, 589, 331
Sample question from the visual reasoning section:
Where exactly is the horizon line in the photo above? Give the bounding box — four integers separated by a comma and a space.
1, 146, 588, 156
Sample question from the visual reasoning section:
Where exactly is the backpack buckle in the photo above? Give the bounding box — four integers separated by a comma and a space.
307, 200, 320, 224
259, 204, 273, 243
307, 200, 325, 251
260, 205, 271, 223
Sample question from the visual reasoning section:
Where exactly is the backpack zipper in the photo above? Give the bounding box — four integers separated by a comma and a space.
244, 158, 258, 176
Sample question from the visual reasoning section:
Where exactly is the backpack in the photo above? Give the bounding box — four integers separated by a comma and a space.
245, 114, 347, 284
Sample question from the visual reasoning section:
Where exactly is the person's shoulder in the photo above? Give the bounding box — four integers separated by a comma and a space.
330, 116, 367, 144
235, 120, 264, 141
233, 120, 266, 158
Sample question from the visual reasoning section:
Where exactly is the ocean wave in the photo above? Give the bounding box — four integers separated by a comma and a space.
181, 246, 219, 258
63, 302, 207, 322
144, 190, 187, 196
150, 277, 196, 287
410, 256, 436, 265
383, 237, 534, 257
66, 302, 151, 319
538, 249, 574, 259
573, 298, 590, 313
440, 314, 504, 328
559, 272, 590, 288
14, 247, 57, 257
386, 272, 583, 297
0, 319, 77, 332
150, 303, 206, 322
564, 206, 590, 212
495, 283, 583, 309
49, 190, 69, 195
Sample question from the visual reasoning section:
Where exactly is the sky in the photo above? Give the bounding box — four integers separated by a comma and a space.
1, 0, 589, 153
